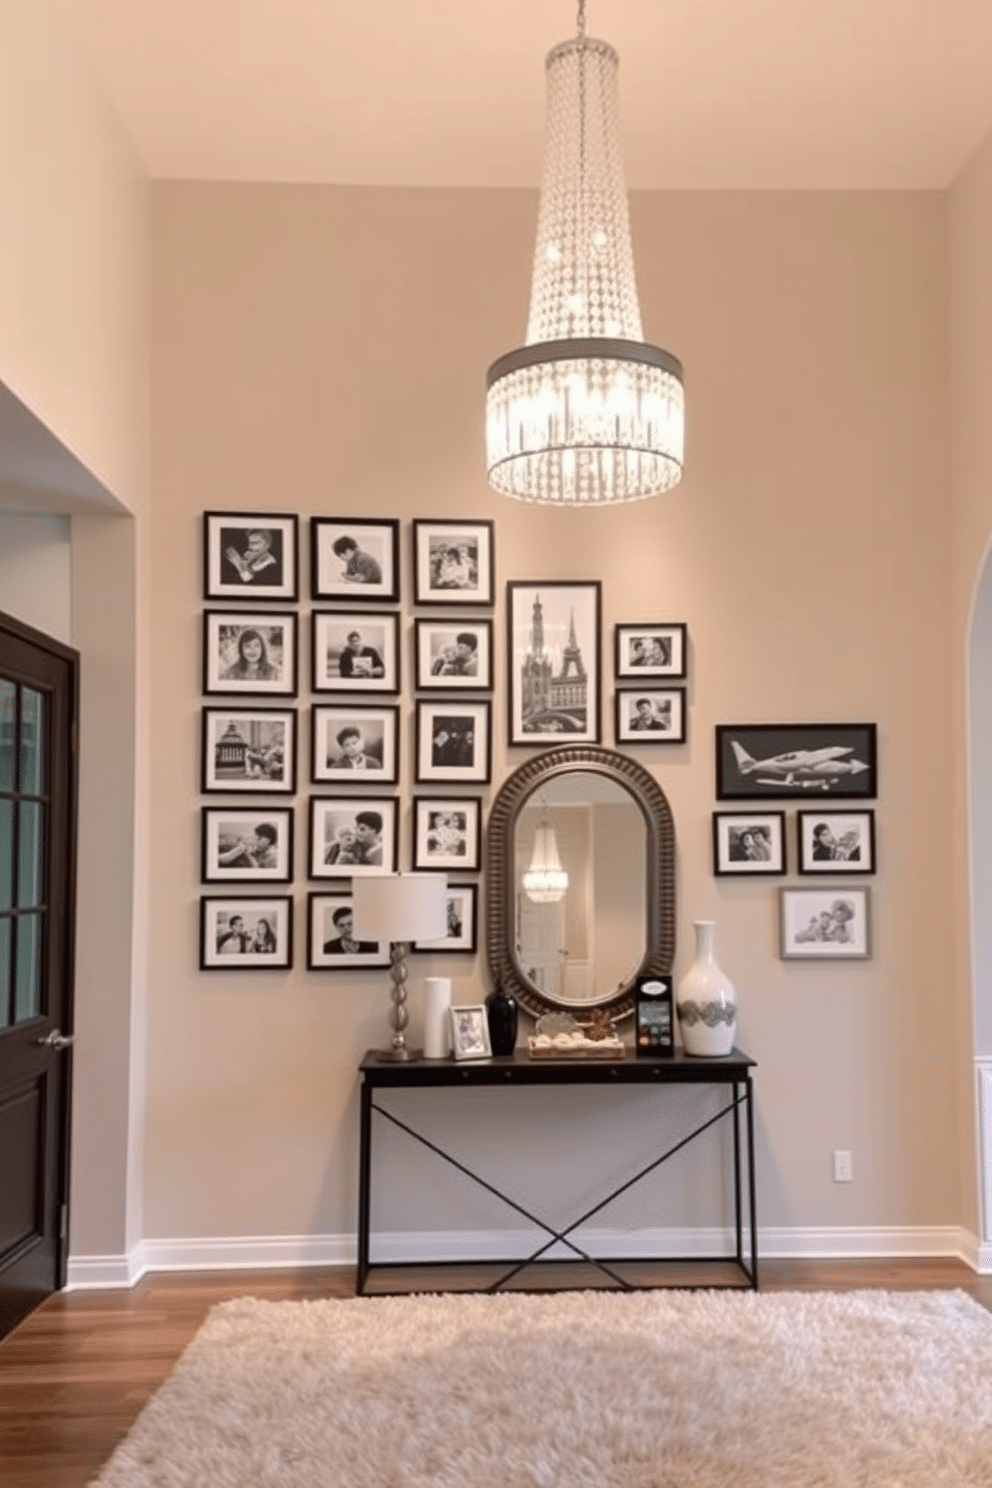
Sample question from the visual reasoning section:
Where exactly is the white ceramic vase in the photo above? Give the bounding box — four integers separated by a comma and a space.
676, 920, 737, 1057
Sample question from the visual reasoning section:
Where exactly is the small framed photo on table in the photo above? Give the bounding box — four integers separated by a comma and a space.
450, 1004, 492, 1061
200, 896, 293, 969
415, 700, 491, 784
615, 623, 687, 680
312, 612, 400, 694
712, 811, 786, 876
780, 887, 871, 959
615, 688, 686, 745
413, 519, 494, 605
203, 612, 298, 696
797, 810, 876, 874
203, 513, 298, 602
310, 517, 399, 602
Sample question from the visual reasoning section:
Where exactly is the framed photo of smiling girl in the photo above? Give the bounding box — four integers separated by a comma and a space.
203, 612, 298, 696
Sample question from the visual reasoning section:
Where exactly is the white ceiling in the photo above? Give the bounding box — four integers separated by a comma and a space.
55, 0, 992, 190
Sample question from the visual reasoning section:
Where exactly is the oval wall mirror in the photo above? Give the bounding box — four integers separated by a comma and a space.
485, 745, 676, 1022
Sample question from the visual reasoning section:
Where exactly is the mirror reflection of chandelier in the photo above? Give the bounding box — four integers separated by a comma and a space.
523, 821, 569, 903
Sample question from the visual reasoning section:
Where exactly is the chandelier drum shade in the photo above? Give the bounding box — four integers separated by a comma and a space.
486, 9, 685, 506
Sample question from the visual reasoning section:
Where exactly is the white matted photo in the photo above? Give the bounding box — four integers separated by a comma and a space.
615, 687, 686, 745
307, 892, 390, 969
412, 519, 494, 605
712, 811, 786, 876
311, 612, 400, 694
200, 896, 293, 969
203, 612, 297, 696
310, 518, 399, 602
780, 887, 871, 959
614, 623, 687, 680
311, 704, 399, 784
415, 700, 491, 784
797, 810, 876, 874
201, 708, 296, 794
413, 884, 477, 953
414, 618, 493, 691
203, 513, 298, 602
309, 796, 398, 878
412, 797, 482, 871
201, 806, 293, 883
450, 1004, 491, 1060
507, 580, 601, 744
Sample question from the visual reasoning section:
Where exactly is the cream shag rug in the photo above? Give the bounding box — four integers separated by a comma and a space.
91, 1288, 992, 1487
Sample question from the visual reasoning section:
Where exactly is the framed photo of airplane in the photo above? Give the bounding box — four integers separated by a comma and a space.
715, 723, 877, 800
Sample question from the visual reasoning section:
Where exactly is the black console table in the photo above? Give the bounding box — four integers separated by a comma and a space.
357, 1046, 758, 1295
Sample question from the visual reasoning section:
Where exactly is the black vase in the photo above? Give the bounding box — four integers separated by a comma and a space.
485, 986, 518, 1056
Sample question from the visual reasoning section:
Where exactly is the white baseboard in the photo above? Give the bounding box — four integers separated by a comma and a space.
65, 1224, 988, 1289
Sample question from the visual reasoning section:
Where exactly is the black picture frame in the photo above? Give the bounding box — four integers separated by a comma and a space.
614, 623, 687, 680
414, 700, 492, 785
797, 809, 876, 874
715, 723, 877, 800
412, 796, 482, 871
311, 703, 400, 784
201, 707, 296, 794
199, 895, 293, 969
307, 891, 390, 970
203, 611, 298, 696
614, 687, 687, 745
712, 810, 787, 876
413, 883, 478, 954
201, 806, 294, 884
412, 519, 495, 605
308, 795, 399, 878
507, 580, 601, 745
311, 611, 400, 694
310, 517, 400, 603
413, 617, 493, 692
203, 512, 299, 602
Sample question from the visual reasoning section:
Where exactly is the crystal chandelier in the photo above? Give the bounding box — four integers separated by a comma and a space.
485, 0, 685, 507
522, 822, 569, 904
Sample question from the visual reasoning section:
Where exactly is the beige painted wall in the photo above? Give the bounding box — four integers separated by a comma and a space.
144, 182, 960, 1245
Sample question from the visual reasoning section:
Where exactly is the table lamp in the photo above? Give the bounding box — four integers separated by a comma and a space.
351, 872, 448, 1061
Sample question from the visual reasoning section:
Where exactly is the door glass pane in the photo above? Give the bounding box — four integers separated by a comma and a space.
0, 799, 11, 910
0, 918, 9, 1027
15, 911, 41, 1021
18, 801, 43, 907
20, 687, 44, 795
0, 679, 14, 791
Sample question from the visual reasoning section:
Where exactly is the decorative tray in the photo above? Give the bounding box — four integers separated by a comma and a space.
527, 1033, 626, 1061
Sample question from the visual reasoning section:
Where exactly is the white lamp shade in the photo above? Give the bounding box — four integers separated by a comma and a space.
351, 872, 448, 943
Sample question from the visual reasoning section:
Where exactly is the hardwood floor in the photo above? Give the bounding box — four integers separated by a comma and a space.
1, 1258, 990, 1488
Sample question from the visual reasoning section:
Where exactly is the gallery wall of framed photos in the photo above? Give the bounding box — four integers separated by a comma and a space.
197, 510, 697, 974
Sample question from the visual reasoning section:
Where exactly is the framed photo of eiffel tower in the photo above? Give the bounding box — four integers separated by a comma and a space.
507, 580, 602, 745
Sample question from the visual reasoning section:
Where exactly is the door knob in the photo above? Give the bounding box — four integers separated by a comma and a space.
37, 1029, 75, 1050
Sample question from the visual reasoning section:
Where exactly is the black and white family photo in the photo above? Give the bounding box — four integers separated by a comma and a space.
712, 812, 786, 876
310, 518, 399, 602
780, 887, 871, 959
200, 897, 293, 969
201, 807, 293, 882
311, 705, 399, 783
203, 612, 297, 696
614, 623, 687, 680
615, 688, 686, 744
414, 619, 493, 691
309, 797, 398, 878
413, 519, 494, 605
797, 810, 876, 874
203, 513, 298, 602
201, 709, 296, 793
412, 798, 481, 871
311, 613, 399, 694
307, 894, 389, 970
416, 701, 491, 784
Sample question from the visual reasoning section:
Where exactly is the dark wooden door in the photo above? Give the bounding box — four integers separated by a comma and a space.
0, 609, 78, 1341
